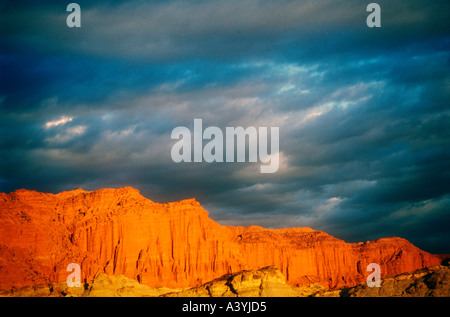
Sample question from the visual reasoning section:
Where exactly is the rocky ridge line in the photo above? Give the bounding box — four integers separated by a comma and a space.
0, 187, 443, 291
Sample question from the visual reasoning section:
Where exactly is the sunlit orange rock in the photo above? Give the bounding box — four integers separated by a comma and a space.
0, 187, 442, 290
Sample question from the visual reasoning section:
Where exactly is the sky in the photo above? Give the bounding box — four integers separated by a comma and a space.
1, 0, 449, 253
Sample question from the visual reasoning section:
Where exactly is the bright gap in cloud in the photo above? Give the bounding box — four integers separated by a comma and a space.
44, 116, 73, 129
45, 125, 87, 144
315, 197, 343, 213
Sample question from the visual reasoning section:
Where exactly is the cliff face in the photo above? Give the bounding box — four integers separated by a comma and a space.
0, 187, 442, 290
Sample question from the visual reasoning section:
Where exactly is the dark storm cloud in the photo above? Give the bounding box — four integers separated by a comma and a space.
1, 0, 449, 253
3, 0, 448, 62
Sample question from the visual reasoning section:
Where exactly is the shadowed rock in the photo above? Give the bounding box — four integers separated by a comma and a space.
1, 265, 448, 297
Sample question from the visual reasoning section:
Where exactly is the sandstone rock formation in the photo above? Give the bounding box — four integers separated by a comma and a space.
167, 264, 450, 297
0, 273, 175, 297
339, 265, 450, 297
0, 187, 443, 292
3, 264, 447, 297
162, 266, 323, 297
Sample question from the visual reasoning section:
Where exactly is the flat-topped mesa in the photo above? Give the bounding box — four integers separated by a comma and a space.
55, 186, 150, 204
163, 197, 206, 214
2, 189, 55, 205
55, 187, 91, 198
0, 187, 443, 291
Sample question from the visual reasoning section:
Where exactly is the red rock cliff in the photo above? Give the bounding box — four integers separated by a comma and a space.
0, 187, 442, 290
